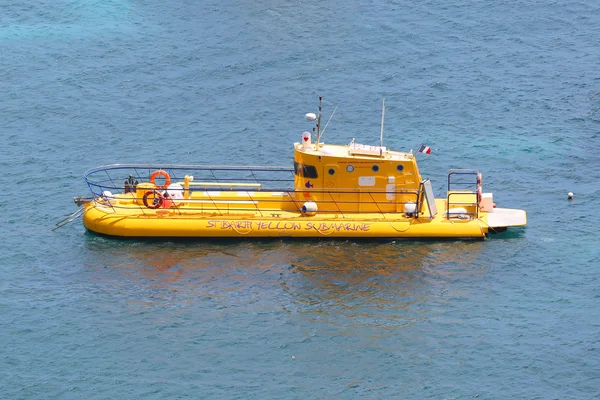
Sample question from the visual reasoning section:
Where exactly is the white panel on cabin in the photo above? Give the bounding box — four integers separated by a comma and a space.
358, 176, 376, 186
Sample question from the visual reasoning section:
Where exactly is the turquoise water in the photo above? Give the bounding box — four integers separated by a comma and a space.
2, 0, 600, 398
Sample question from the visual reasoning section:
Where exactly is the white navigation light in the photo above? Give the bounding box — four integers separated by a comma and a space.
301, 131, 312, 149
305, 112, 317, 121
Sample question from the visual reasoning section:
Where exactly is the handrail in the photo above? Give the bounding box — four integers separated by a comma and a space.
84, 164, 293, 179
89, 189, 422, 215
446, 169, 480, 219
178, 181, 262, 188
446, 192, 478, 219
447, 169, 479, 191
83, 164, 423, 216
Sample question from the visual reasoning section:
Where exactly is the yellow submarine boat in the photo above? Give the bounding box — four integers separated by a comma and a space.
77, 98, 526, 239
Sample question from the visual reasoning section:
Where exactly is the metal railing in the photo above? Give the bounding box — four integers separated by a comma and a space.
84, 164, 422, 217
446, 169, 480, 219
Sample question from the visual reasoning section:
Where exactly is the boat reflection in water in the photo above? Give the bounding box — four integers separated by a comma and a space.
82, 236, 488, 330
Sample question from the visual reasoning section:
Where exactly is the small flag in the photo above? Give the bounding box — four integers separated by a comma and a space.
417, 144, 432, 154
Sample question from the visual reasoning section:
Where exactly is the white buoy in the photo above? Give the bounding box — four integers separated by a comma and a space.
568, 192, 574, 199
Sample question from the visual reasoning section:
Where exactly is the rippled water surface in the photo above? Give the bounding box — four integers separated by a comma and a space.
2, 0, 599, 398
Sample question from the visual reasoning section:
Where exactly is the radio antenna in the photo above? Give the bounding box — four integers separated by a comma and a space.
320, 106, 337, 139
315, 96, 322, 147
379, 97, 385, 148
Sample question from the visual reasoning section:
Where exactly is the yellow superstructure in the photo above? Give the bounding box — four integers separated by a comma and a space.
292, 140, 423, 214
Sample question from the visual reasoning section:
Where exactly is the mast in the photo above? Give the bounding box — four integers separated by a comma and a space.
315, 96, 322, 148
380, 97, 385, 149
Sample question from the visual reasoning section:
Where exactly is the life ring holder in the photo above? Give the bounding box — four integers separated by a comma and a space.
150, 170, 171, 189
143, 190, 164, 209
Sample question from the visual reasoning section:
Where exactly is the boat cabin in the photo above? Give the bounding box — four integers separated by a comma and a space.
292, 133, 426, 214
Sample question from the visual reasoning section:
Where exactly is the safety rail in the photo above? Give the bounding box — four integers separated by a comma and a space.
84, 164, 295, 196
446, 169, 480, 219
92, 188, 422, 217
84, 164, 423, 217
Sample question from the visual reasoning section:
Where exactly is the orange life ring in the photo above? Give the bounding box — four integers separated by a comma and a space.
143, 190, 164, 209
150, 170, 171, 189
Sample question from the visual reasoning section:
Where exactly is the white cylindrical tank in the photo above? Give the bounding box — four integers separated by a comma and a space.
404, 202, 417, 215
301, 201, 318, 216
166, 183, 185, 205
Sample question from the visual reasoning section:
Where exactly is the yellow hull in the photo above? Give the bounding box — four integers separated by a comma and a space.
83, 199, 489, 239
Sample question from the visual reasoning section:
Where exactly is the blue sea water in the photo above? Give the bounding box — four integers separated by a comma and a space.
1, 0, 600, 398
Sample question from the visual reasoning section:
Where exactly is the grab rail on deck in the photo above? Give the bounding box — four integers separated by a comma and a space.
446, 169, 480, 219
179, 182, 263, 190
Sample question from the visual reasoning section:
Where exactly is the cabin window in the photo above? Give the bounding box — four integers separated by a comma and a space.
372, 165, 379, 172
346, 165, 354, 173
396, 164, 404, 172
328, 168, 336, 175
294, 162, 318, 178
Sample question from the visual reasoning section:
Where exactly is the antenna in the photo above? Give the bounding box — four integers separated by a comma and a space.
315, 96, 322, 148
379, 97, 385, 148
320, 106, 337, 140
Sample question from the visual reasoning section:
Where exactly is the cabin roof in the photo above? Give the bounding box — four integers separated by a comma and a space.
294, 143, 414, 162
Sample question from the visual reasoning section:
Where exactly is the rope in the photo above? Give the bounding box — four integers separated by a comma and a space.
477, 213, 491, 237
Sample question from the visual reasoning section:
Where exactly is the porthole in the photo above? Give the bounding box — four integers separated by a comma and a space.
372, 165, 379, 172
346, 165, 354, 173
328, 168, 335, 175
396, 164, 404, 172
